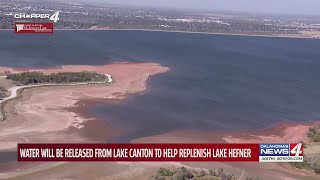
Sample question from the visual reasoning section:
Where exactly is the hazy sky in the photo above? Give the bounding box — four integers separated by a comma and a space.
98, 0, 320, 15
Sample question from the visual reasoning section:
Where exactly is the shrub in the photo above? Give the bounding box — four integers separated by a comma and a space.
208, 170, 217, 176
198, 169, 206, 177
150, 167, 236, 180
149, 175, 165, 180
308, 126, 320, 142
4, 71, 11, 75
173, 167, 193, 180
217, 168, 224, 176
157, 168, 174, 176
0, 86, 7, 98
314, 167, 320, 174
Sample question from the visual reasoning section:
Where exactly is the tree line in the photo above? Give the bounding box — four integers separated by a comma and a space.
6, 71, 107, 85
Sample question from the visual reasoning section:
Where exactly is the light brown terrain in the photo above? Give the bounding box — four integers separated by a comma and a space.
0, 63, 319, 180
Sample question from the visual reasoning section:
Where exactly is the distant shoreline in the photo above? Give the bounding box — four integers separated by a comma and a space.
1, 28, 318, 40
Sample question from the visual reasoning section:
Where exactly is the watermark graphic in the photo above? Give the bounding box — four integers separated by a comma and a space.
14, 11, 60, 22
14, 23, 54, 34
14, 11, 59, 34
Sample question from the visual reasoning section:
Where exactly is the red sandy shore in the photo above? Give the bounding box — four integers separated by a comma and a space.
133, 121, 320, 144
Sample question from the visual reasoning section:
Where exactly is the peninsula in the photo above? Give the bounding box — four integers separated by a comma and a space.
0, 71, 113, 121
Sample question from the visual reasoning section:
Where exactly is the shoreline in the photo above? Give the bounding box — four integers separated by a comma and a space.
0, 62, 170, 151
1, 28, 319, 40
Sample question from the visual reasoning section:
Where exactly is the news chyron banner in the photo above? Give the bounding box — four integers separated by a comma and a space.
18, 143, 303, 162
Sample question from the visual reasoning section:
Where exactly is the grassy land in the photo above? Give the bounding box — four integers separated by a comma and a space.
289, 156, 320, 174
149, 167, 253, 180
308, 125, 320, 142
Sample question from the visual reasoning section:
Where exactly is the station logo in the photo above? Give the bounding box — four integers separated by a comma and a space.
14, 11, 59, 34
289, 143, 303, 156
14, 23, 54, 34
259, 143, 303, 162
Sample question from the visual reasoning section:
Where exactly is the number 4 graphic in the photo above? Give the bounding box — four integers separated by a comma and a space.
290, 143, 302, 156
50, 11, 60, 23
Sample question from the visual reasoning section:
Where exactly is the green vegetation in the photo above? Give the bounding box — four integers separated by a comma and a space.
158, 168, 174, 176
289, 162, 311, 169
149, 167, 236, 180
289, 156, 320, 174
6, 71, 107, 85
308, 126, 320, 142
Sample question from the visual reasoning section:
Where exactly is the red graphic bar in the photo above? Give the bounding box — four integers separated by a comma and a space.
18, 144, 260, 162
14, 22, 54, 34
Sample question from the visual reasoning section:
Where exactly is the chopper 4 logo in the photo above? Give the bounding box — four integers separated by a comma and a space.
14, 11, 60, 33
15, 11, 60, 22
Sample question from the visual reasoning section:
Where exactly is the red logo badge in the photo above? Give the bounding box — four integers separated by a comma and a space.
290, 143, 303, 156
14, 22, 54, 34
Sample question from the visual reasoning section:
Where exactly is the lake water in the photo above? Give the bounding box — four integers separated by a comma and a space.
1, 30, 320, 142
